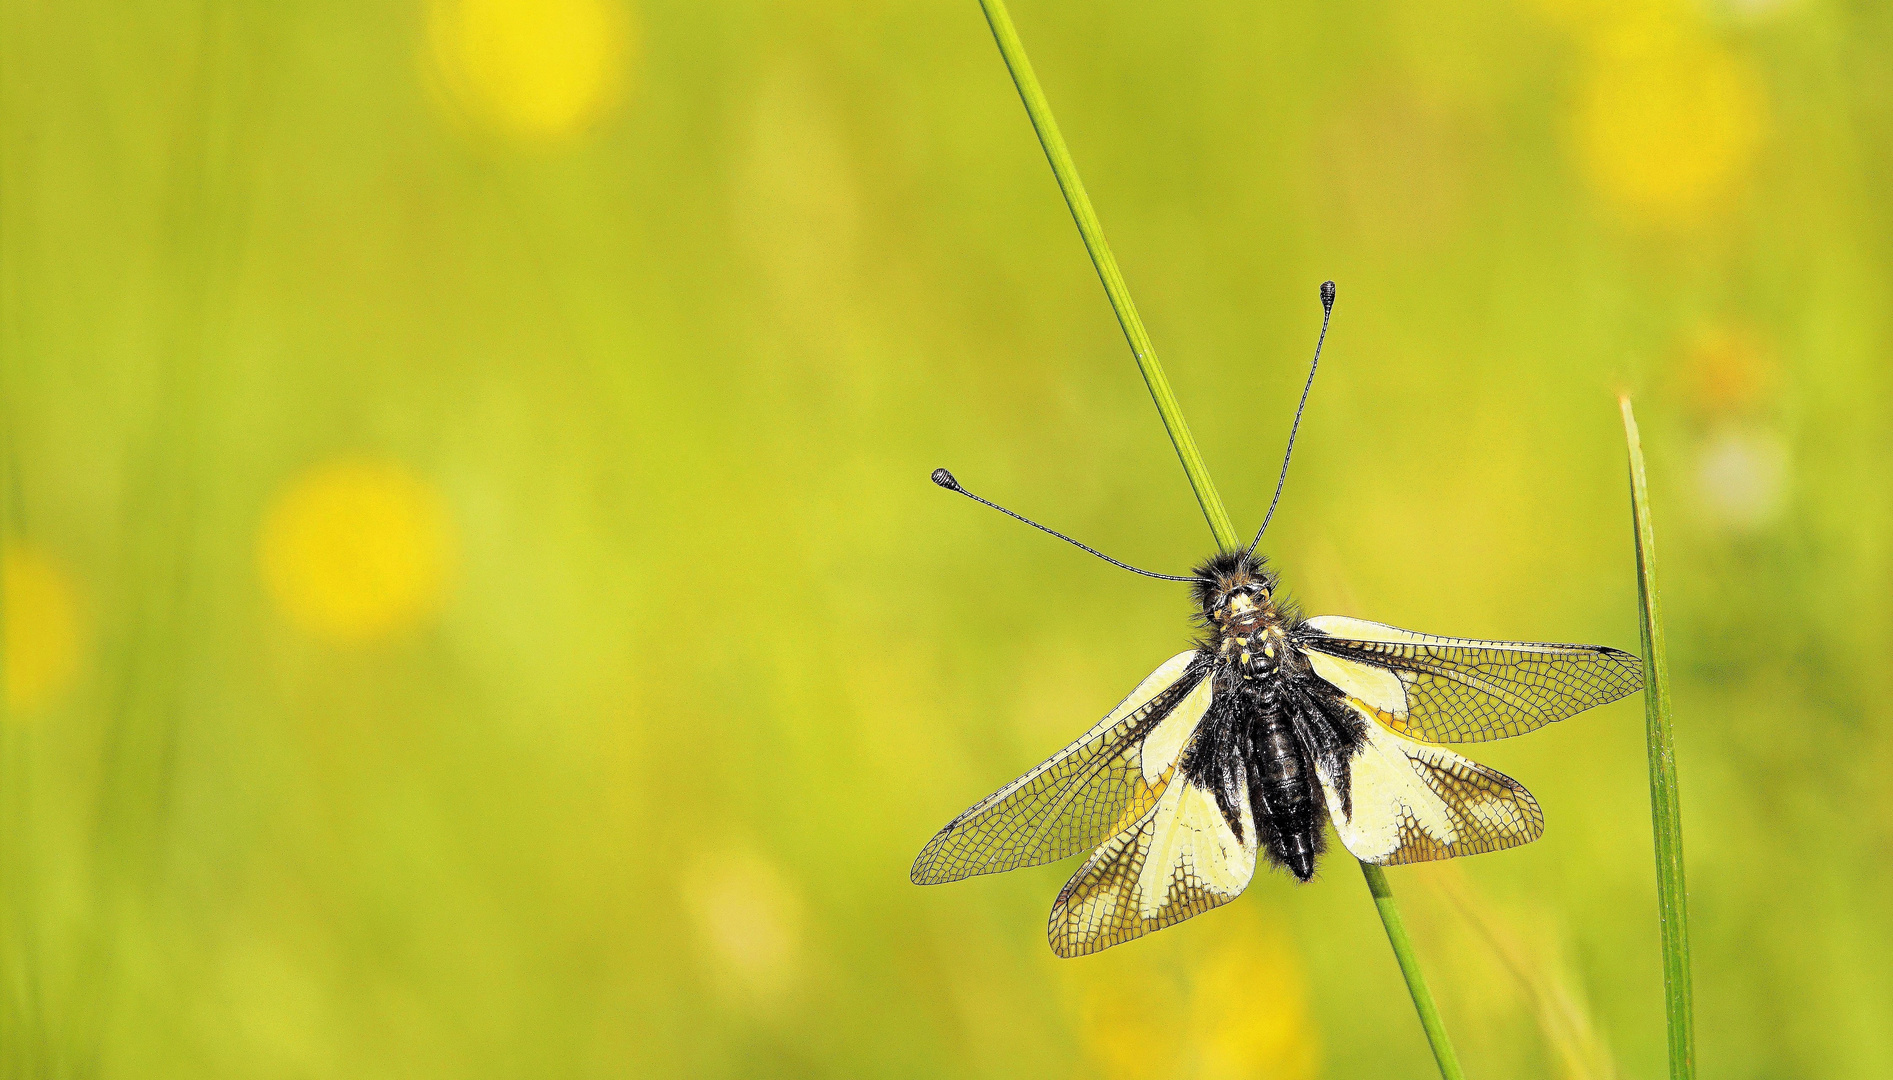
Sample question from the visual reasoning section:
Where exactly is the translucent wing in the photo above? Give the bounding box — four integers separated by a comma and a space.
1295, 615, 1642, 744
1314, 699, 1543, 865
911, 651, 1213, 885
1047, 771, 1257, 957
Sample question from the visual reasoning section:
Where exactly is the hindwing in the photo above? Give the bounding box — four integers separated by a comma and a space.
1314, 696, 1544, 865
1046, 767, 1258, 957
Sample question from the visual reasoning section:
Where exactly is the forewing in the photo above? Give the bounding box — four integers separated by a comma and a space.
1047, 771, 1257, 957
1314, 700, 1543, 865
1297, 615, 1642, 744
911, 651, 1212, 885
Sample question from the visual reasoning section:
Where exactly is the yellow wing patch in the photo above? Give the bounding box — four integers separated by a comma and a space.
1140, 675, 1215, 783
1048, 772, 1257, 958
1300, 616, 1642, 744
1316, 697, 1543, 865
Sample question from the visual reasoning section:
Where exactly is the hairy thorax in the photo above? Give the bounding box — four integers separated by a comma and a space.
1212, 593, 1289, 680
1191, 549, 1303, 687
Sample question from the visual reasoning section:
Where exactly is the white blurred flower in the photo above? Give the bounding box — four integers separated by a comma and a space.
1695, 426, 1788, 530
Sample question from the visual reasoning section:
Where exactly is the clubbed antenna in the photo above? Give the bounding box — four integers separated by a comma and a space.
1246, 281, 1336, 556
932, 469, 1194, 582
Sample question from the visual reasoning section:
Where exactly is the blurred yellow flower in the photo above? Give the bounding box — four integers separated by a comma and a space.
1571, 24, 1766, 224
259, 459, 454, 642
2, 544, 83, 713
426, 0, 635, 142
1075, 963, 1186, 1079
1072, 917, 1318, 1080
680, 846, 806, 1009
1187, 923, 1320, 1080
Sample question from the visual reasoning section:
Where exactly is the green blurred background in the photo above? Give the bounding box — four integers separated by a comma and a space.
3, 0, 1889, 1077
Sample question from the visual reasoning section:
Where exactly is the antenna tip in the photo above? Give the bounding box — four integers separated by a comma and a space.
931, 468, 960, 490
1320, 281, 1336, 311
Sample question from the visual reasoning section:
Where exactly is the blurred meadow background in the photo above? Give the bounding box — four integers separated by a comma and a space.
3, 0, 1891, 1077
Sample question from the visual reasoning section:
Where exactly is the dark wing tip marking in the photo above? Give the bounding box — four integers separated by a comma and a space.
1300, 629, 1646, 744
1596, 645, 1646, 696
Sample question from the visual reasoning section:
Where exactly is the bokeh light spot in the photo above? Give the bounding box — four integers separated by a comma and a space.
1572, 27, 1766, 224
426, 0, 634, 142
259, 459, 455, 642
680, 846, 806, 1009
1317, 87, 1469, 249
1075, 965, 1186, 1079
1683, 324, 1778, 418
2, 545, 83, 713
1696, 427, 1788, 530
1186, 921, 1319, 1079
1071, 918, 1318, 1080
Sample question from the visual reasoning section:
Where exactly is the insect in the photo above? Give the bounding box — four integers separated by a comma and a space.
912, 282, 1643, 957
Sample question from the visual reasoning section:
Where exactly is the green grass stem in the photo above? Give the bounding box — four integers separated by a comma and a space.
1620, 397, 1695, 1080
974, 0, 1236, 549
972, 2, 1464, 1075
1363, 862, 1467, 1080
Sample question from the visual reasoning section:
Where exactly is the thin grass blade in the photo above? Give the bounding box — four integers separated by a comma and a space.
1362, 863, 1467, 1080
973, 0, 1236, 549
1620, 396, 1695, 1080
970, 3, 1464, 1077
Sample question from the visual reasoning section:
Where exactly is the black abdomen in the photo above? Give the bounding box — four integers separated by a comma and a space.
1180, 667, 1335, 883
1247, 686, 1322, 881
